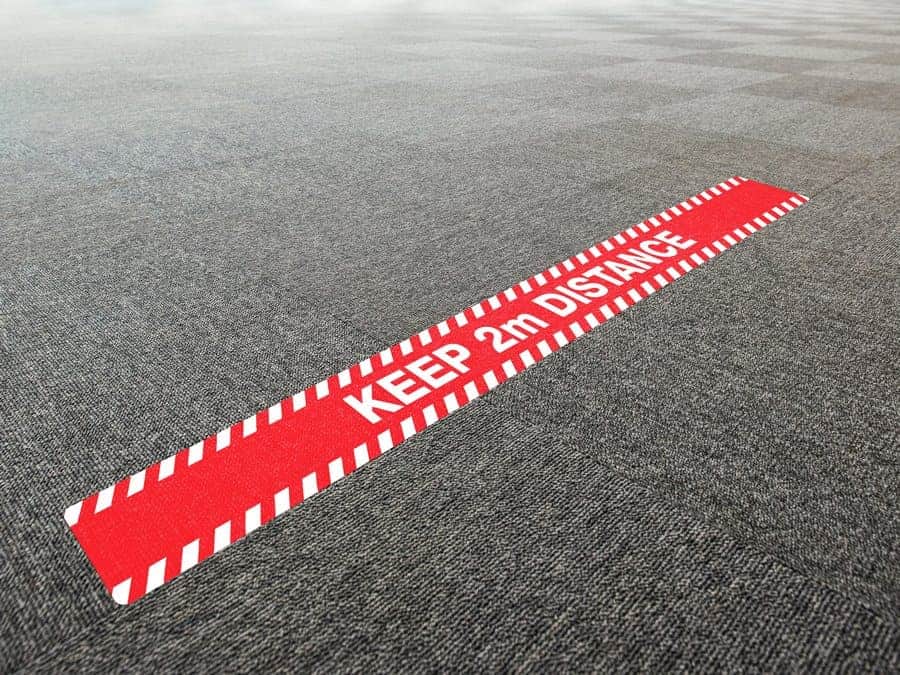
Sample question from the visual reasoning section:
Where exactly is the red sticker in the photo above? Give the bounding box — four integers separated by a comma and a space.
64, 177, 808, 604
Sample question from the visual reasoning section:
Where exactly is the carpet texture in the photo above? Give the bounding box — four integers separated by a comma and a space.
1, 0, 898, 670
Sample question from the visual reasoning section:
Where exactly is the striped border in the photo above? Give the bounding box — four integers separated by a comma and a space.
64, 177, 809, 604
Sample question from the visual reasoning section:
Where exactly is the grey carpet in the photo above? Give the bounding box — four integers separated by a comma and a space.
1, 0, 898, 671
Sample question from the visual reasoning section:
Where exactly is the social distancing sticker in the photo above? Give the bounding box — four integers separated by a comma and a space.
64, 177, 809, 604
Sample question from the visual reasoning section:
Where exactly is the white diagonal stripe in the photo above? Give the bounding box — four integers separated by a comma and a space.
245, 504, 262, 534
353, 444, 369, 469
377, 429, 393, 452
444, 392, 460, 414
315, 380, 329, 399
359, 358, 373, 376
111, 579, 131, 605
520, 350, 536, 368
188, 441, 205, 464
158, 455, 176, 480
216, 428, 230, 451
127, 470, 146, 497
302, 473, 318, 498
268, 402, 282, 424
95, 485, 115, 512
214, 522, 231, 553
464, 381, 480, 402
243, 415, 257, 438
328, 457, 346, 481
64, 501, 82, 526
274, 487, 291, 516
181, 539, 200, 573
146, 558, 167, 593
423, 405, 438, 426
292, 391, 306, 411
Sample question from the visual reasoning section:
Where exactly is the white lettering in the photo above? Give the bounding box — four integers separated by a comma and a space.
533, 292, 578, 317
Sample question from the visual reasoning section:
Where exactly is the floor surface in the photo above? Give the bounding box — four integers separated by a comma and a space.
1, 0, 898, 670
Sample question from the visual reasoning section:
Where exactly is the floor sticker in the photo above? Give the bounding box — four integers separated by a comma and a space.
64, 176, 808, 604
